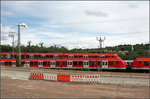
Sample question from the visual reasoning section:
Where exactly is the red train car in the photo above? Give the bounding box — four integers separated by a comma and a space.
1, 57, 126, 70
131, 58, 150, 70
1, 52, 118, 59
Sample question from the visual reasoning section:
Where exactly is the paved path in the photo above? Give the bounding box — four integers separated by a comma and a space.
1, 69, 149, 86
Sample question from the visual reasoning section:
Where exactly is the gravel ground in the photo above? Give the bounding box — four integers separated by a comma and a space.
1, 77, 149, 99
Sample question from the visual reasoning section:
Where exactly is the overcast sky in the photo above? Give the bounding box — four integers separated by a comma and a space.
1, 1, 149, 49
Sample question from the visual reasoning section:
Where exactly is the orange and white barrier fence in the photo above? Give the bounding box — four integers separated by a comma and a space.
30, 73, 44, 80
44, 73, 57, 81
70, 75, 100, 83
30, 73, 100, 83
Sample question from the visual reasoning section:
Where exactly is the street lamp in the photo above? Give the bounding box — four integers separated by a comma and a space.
9, 32, 16, 59
17, 23, 27, 67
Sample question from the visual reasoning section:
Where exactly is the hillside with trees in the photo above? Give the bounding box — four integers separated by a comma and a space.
0, 43, 149, 60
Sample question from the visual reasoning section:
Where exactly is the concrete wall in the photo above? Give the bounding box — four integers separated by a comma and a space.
1, 69, 149, 86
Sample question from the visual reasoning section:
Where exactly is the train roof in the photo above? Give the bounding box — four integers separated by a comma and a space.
1, 52, 117, 55
1, 57, 122, 61
134, 57, 150, 61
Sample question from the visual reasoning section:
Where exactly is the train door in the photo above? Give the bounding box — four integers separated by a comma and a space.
83, 55, 88, 58
116, 61, 119, 69
54, 55, 58, 59
24, 61, 29, 68
84, 61, 89, 68
51, 61, 55, 68
100, 55, 104, 58
69, 55, 73, 58
7, 54, 11, 59
12, 61, 16, 67
67, 61, 72, 68
1, 61, 4, 66
30, 54, 33, 59
102, 60, 108, 69
138, 61, 142, 69
42, 55, 45, 59
38, 61, 43, 68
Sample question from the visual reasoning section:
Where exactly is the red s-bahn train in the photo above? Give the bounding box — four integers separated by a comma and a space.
1, 57, 126, 70
131, 58, 150, 70
0, 52, 118, 59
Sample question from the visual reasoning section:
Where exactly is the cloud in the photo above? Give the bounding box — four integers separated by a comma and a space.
1, 26, 16, 41
1, 1, 149, 49
84, 10, 108, 17
1, 11, 14, 16
128, 4, 139, 9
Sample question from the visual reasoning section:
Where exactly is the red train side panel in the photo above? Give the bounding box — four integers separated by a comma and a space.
131, 58, 150, 70
1, 58, 126, 70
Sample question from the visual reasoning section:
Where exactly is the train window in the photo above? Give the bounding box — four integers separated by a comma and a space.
112, 55, 114, 58
48, 62, 50, 65
83, 55, 88, 58
139, 61, 141, 63
26, 55, 29, 58
79, 61, 83, 65
63, 62, 67, 65
34, 62, 38, 65
5, 62, 8, 65
22, 62, 25, 65
54, 55, 58, 59
30, 62, 33, 65
9, 62, 11, 65
68, 62, 72, 65
1, 62, 4, 65
74, 56, 78, 58
105, 56, 110, 58
109, 62, 114, 66
13, 55, 16, 58
46, 55, 49, 58
50, 55, 53, 58
59, 56, 62, 58
94, 56, 97, 58
12, 62, 16, 65
105, 62, 108, 65
97, 61, 101, 66
21, 55, 24, 58
90, 61, 94, 66
84, 62, 88, 65
42, 55, 45, 58
73, 61, 77, 66
69, 55, 73, 58
79, 56, 82, 58
89, 56, 92, 58
30, 55, 33, 59
64, 55, 68, 58
144, 62, 149, 66
51, 62, 55, 65
38, 55, 41, 58
43, 62, 47, 65
103, 62, 105, 65
116, 61, 119, 64
34, 55, 37, 59
56, 62, 60, 65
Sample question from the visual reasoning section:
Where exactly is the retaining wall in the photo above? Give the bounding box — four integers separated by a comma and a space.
1, 69, 149, 86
